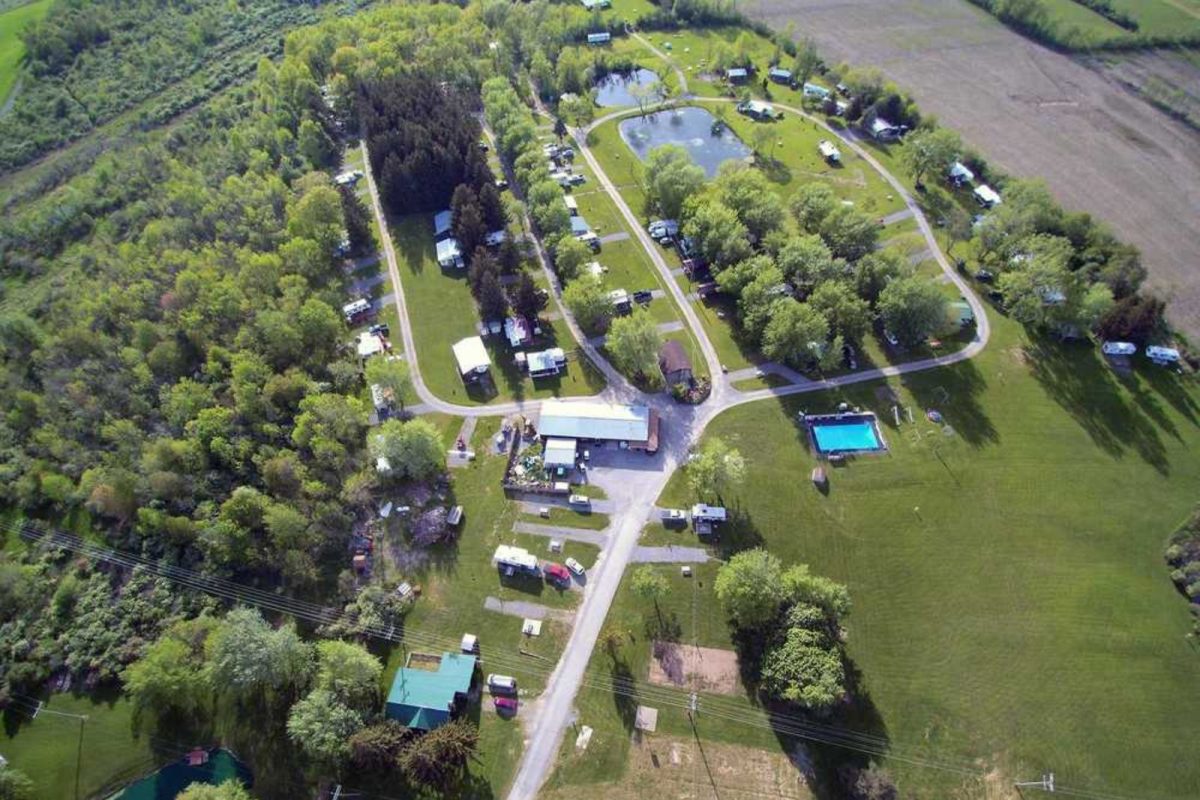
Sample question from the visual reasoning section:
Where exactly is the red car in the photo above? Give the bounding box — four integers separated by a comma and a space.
543, 563, 570, 584
495, 697, 518, 713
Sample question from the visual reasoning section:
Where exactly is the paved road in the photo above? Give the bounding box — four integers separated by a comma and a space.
512, 521, 608, 546
631, 545, 710, 563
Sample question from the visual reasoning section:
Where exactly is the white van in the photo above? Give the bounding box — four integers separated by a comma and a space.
487, 674, 517, 693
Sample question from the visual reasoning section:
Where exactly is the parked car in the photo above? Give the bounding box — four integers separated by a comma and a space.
633, 290, 653, 304
568, 494, 590, 507
369, 323, 390, 336
975, 269, 995, 283
565, 557, 585, 577
495, 179, 509, 190
487, 674, 517, 693
544, 563, 571, 583
843, 344, 858, 370
494, 696, 518, 712
883, 329, 900, 347
661, 508, 686, 522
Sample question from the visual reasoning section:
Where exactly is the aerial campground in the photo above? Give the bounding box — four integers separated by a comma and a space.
2, 1, 1199, 799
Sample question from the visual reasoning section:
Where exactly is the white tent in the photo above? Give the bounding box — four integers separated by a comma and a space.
452, 336, 491, 377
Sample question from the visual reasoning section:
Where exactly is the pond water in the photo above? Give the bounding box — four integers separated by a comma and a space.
618, 106, 750, 178
594, 68, 661, 107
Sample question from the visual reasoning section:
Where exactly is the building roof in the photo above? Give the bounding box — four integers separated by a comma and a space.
564, 195, 578, 212
691, 504, 727, 521
743, 100, 773, 116
587, 32, 611, 43
1102, 341, 1137, 356
727, 67, 748, 78
485, 229, 508, 247
570, 216, 591, 235
949, 161, 974, 182
436, 237, 463, 265
803, 82, 830, 97
433, 210, 453, 237
386, 652, 477, 731
870, 117, 898, 134
543, 437, 578, 467
974, 184, 1001, 205
1147, 345, 1181, 362
769, 67, 792, 79
528, 347, 566, 375
818, 140, 841, 160
357, 333, 386, 358
659, 339, 692, 376
538, 399, 651, 442
494, 544, 539, 570
504, 316, 532, 348
452, 336, 491, 375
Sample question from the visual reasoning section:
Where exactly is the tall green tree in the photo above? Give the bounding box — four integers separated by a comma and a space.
314, 640, 383, 710
631, 566, 671, 622
900, 127, 962, 187
687, 437, 745, 500
287, 688, 364, 766
606, 309, 663, 382
878, 275, 946, 345
370, 418, 445, 481
563, 275, 611, 335
643, 144, 706, 219
205, 608, 313, 698
762, 301, 831, 370
714, 548, 786, 629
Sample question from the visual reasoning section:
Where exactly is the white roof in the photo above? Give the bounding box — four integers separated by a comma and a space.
609, 288, 630, 305
871, 117, 898, 133
564, 195, 578, 211
745, 100, 773, 115
485, 229, 507, 246
690, 504, 727, 521
494, 545, 538, 570
543, 437, 578, 467
538, 399, 651, 442
818, 140, 841, 159
437, 238, 463, 266
974, 184, 1001, 205
504, 316, 531, 347
452, 336, 491, 375
1101, 341, 1136, 356
1146, 345, 1180, 362
949, 161, 974, 182
357, 333, 385, 358
343, 298, 370, 316
433, 210, 453, 236
529, 348, 565, 374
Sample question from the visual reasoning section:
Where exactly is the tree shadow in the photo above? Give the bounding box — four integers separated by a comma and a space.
610, 658, 639, 733
708, 501, 764, 560
1136, 363, 1199, 430
901, 356, 998, 448
644, 610, 683, 644
1025, 335, 1170, 475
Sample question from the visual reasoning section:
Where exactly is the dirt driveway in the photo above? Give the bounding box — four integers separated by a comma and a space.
749, 0, 1200, 339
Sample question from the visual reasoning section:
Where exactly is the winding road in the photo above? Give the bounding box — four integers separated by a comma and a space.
358, 64, 990, 799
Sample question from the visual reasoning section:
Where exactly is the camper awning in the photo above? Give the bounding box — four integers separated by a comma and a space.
452, 337, 491, 375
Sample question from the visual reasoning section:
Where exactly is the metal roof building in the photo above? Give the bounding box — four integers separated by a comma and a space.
452, 336, 491, 380
537, 400, 657, 449
386, 652, 477, 731
543, 437, 578, 468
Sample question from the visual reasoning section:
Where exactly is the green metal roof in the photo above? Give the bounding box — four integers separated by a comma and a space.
386, 652, 476, 730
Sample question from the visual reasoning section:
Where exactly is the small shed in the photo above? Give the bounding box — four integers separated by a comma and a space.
564, 195, 579, 216
818, 139, 841, 163
433, 209, 453, 239
543, 437, 579, 468
634, 705, 659, 733
947, 300, 975, 328
587, 32, 611, 45
659, 339, 693, 386
461, 633, 478, 654
811, 466, 827, 487
447, 505, 464, 527
726, 67, 748, 84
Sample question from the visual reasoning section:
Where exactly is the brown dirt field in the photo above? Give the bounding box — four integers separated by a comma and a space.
540, 735, 815, 800
647, 641, 741, 695
749, 0, 1200, 340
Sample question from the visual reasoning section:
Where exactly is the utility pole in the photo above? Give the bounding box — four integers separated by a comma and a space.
1015, 772, 1055, 793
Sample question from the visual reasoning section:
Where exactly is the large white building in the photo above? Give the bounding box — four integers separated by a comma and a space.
536, 400, 659, 452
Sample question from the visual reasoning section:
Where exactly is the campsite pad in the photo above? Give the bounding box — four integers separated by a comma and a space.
648, 641, 741, 695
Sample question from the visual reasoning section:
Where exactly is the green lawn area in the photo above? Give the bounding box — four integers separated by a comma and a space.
0, 692, 158, 800
1109, 0, 1200, 35
635, 307, 1200, 797
388, 214, 606, 405
0, 0, 51, 103
518, 505, 611, 531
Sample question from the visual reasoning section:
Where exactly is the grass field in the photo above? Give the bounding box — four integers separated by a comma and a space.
518, 505, 611, 531
0, 692, 158, 800
388, 214, 607, 405
0, 0, 50, 104
553, 303, 1200, 797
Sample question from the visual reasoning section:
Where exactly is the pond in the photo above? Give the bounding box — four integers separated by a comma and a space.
594, 68, 661, 108
618, 106, 751, 178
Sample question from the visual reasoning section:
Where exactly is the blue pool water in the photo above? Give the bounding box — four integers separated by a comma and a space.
812, 421, 882, 453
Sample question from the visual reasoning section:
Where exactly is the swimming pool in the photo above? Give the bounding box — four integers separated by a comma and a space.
808, 414, 886, 455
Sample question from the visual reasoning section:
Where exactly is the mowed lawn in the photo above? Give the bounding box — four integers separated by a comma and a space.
640, 308, 1200, 798
0, 692, 157, 800
0, 0, 51, 103
388, 214, 606, 405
